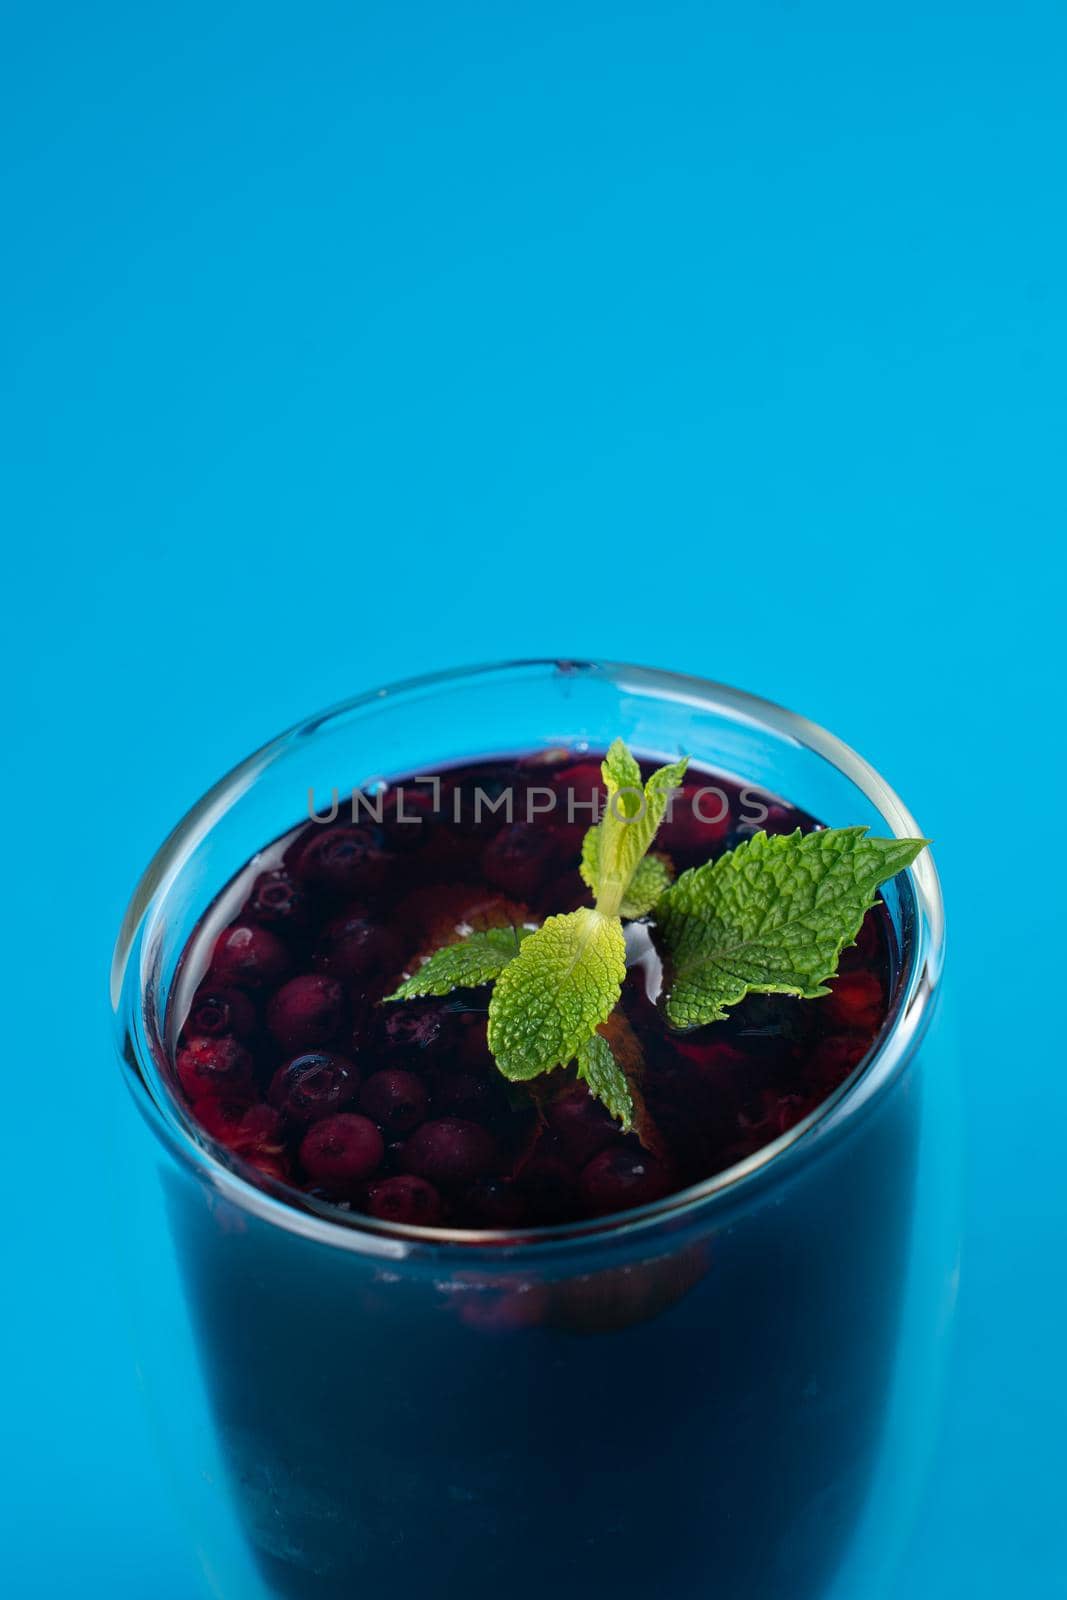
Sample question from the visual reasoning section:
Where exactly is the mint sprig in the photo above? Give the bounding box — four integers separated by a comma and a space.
575, 1031, 633, 1131
654, 827, 928, 1029
581, 834, 674, 918
381, 739, 929, 1145
386, 924, 531, 1000
487, 908, 626, 1080
580, 740, 688, 917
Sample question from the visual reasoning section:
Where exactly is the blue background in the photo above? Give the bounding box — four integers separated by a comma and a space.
2, 3, 1064, 1594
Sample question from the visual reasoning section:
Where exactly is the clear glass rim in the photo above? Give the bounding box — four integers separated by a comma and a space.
111, 658, 945, 1260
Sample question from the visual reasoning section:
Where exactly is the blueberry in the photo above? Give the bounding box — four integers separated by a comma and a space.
579, 1147, 671, 1218
299, 1114, 384, 1192
480, 822, 560, 900
297, 826, 390, 897
314, 911, 404, 981
269, 1051, 359, 1124
248, 868, 308, 928
400, 1118, 499, 1187
362, 1174, 443, 1225
434, 1067, 507, 1124
546, 1085, 620, 1166
187, 985, 257, 1040
266, 974, 346, 1051
360, 1069, 429, 1134
211, 922, 290, 989
550, 761, 605, 816
656, 782, 735, 856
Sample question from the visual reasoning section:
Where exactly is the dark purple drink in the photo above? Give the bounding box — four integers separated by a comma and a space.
170, 754, 899, 1231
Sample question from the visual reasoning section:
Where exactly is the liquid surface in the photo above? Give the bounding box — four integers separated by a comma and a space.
171, 753, 898, 1229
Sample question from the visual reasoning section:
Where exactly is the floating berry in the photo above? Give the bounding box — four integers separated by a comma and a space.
381, 783, 439, 849
193, 1096, 284, 1156
657, 782, 735, 854
228, 1102, 285, 1157
177, 1035, 254, 1099
401, 1118, 499, 1187
314, 910, 404, 981
248, 868, 308, 928
360, 1069, 429, 1134
546, 1085, 620, 1167
363, 1174, 443, 1225
211, 922, 290, 989
824, 970, 884, 1031
442, 768, 528, 835
299, 1114, 384, 1191
551, 760, 605, 820
269, 1052, 359, 1124
190, 1092, 252, 1141
434, 1067, 507, 1124
297, 827, 390, 896
481, 823, 561, 900
409, 887, 530, 953
579, 1147, 672, 1217
187, 985, 257, 1041
267, 974, 346, 1050
379, 1004, 449, 1059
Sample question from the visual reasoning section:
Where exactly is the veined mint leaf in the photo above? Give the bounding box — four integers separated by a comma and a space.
576, 1031, 634, 1131
385, 925, 530, 1000
581, 829, 674, 918
618, 853, 674, 918
656, 827, 928, 1030
583, 739, 688, 917
596, 1009, 665, 1156
602, 737, 644, 798
487, 907, 626, 1081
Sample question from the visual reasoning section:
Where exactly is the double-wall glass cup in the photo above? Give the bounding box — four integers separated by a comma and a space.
111, 661, 957, 1600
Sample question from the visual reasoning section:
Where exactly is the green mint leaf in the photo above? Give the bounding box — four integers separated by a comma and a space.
618, 852, 675, 918
597, 1009, 666, 1156
576, 1031, 634, 1132
656, 827, 928, 1029
583, 739, 688, 917
385, 925, 530, 1000
487, 907, 626, 1081
581, 829, 674, 918
602, 736, 644, 795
